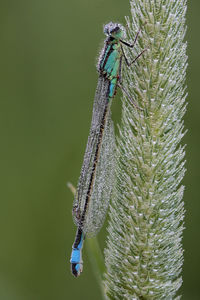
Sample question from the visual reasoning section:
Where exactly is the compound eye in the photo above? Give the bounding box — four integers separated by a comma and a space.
104, 23, 111, 35
104, 22, 116, 36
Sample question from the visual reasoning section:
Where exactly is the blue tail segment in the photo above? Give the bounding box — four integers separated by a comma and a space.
70, 229, 84, 277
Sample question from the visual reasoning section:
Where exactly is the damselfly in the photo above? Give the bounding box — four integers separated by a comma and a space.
70, 22, 146, 277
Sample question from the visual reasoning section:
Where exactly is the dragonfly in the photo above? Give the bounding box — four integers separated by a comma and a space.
70, 22, 146, 277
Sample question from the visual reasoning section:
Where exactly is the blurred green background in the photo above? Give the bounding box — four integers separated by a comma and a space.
0, 1, 199, 299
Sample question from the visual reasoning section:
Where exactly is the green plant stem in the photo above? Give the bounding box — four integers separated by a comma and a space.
104, 0, 187, 299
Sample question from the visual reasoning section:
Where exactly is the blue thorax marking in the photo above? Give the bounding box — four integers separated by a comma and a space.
104, 50, 118, 73
99, 42, 121, 99
109, 81, 116, 98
